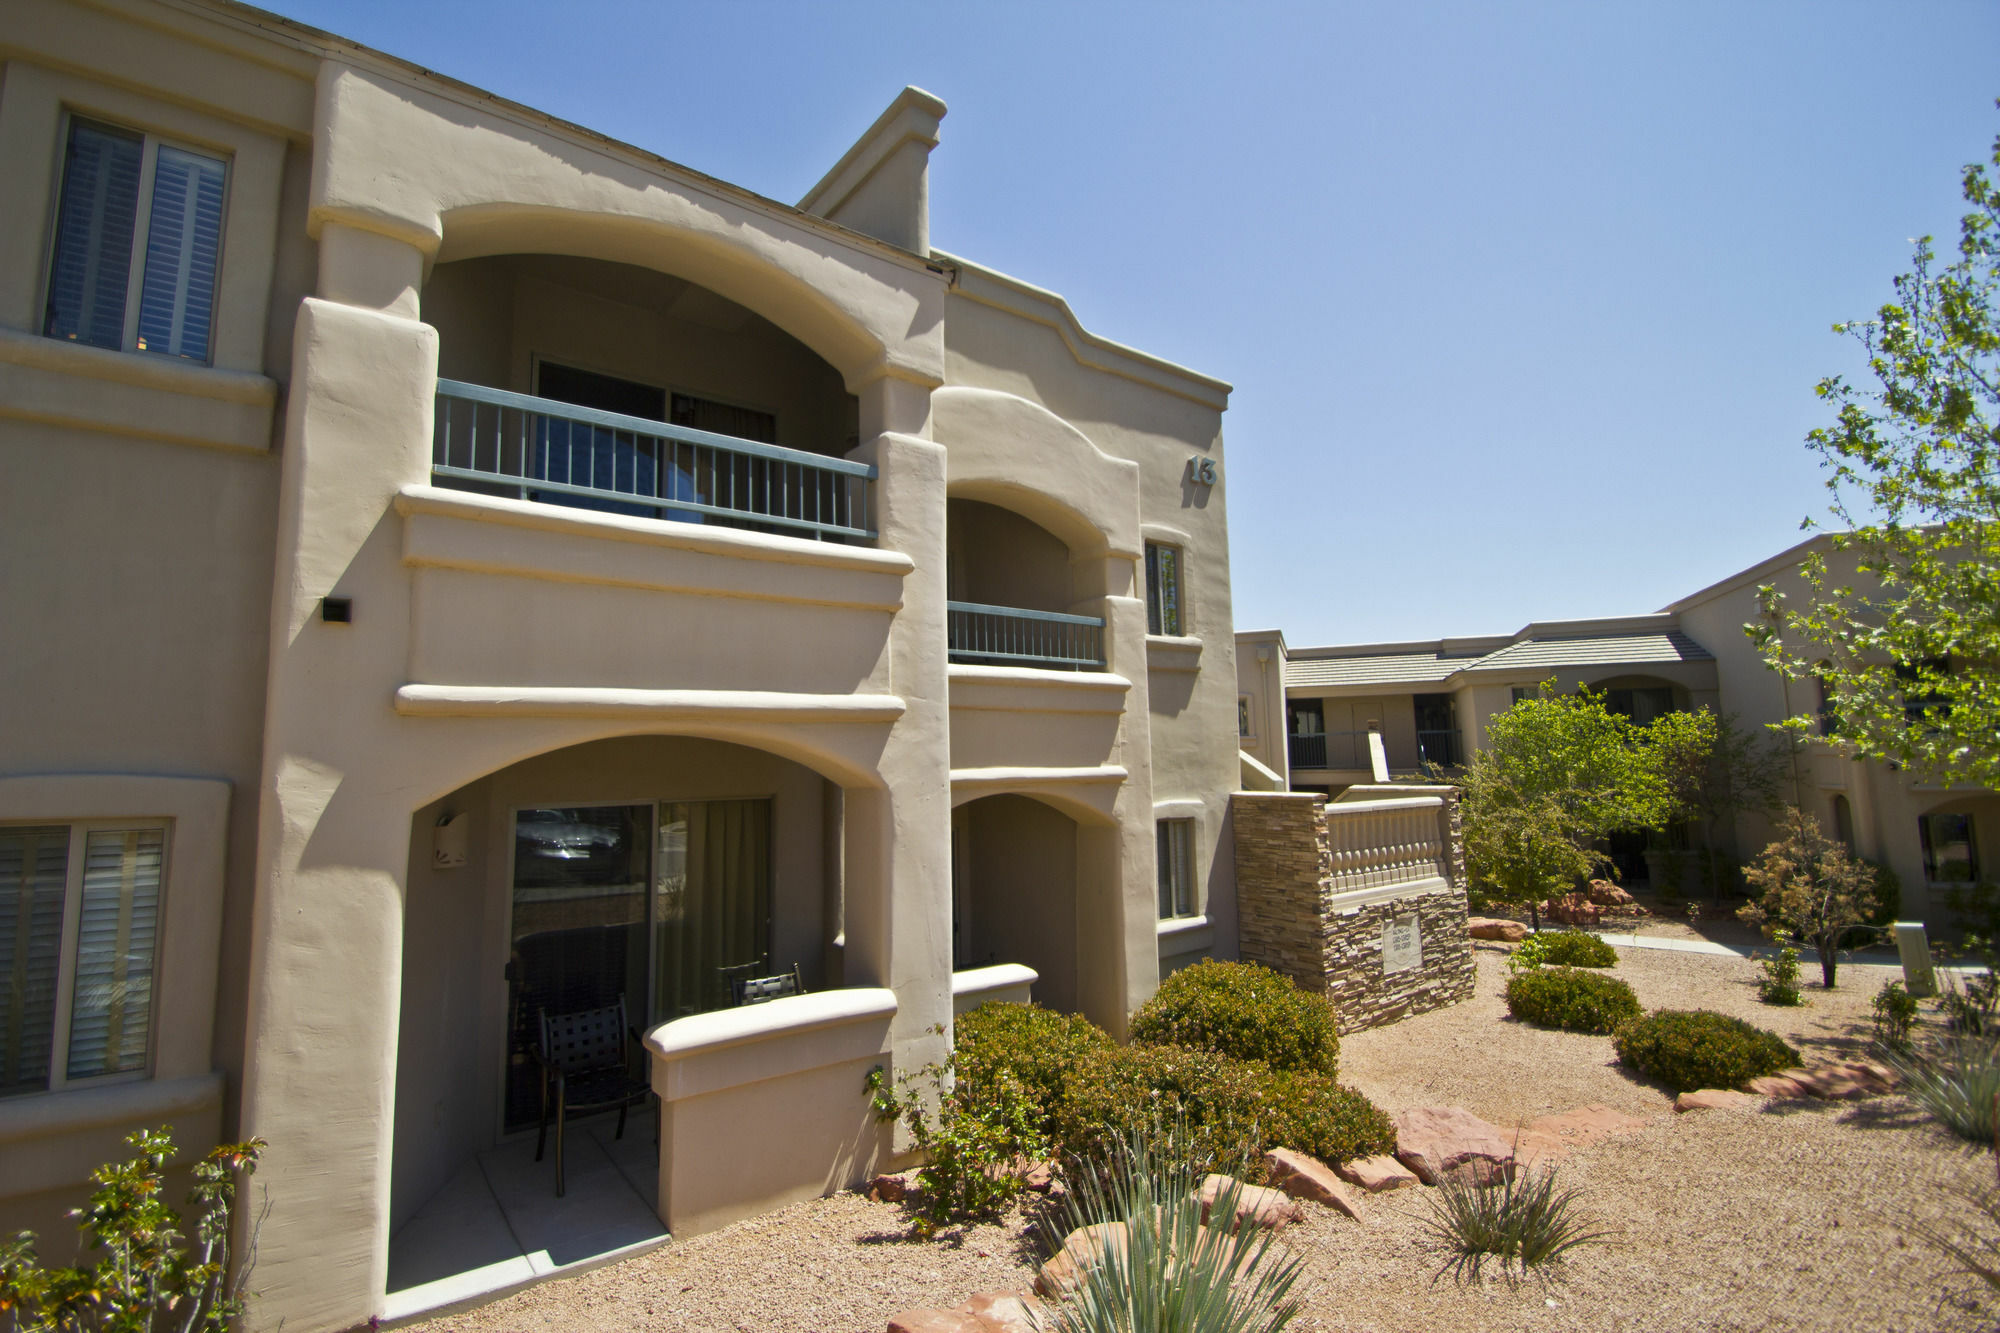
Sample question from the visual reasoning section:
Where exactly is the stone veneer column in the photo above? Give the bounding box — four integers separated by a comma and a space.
237, 219, 438, 1333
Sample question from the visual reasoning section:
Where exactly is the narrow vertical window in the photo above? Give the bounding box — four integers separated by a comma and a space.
0, 828, 70, 1094
1920, 812, 1980, 885
67, 829, 164, 1080
1145, 542, 1183, 637
44, 120, 143, 350
1156, 818, 1195, 919
136, 146, 227, 361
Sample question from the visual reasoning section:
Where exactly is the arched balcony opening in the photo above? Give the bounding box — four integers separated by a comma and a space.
945, 497, 1105, 671
423, 254, 872, 541
387, 733, 847, 1305
951, 794, 1082, 1014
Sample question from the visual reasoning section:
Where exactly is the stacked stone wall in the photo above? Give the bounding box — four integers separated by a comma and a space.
1230, 790, 1475, 1033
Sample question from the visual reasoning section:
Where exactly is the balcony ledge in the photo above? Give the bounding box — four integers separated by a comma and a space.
1145, 634, 1203, 673
947, 664, 1131, 715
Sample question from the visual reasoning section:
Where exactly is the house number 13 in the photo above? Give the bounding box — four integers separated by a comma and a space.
1187, 456, 1218, 486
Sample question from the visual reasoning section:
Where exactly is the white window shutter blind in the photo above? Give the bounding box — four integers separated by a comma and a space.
137, 145, 227, 361
44, 121, 143, 350
0, 828, 69, 1093
66, 829, 163, 1080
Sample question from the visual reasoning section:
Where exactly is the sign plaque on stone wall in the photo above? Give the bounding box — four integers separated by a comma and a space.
1382, 914, 1423, 975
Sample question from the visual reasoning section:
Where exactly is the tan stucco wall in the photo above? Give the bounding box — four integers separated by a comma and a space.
958, 794, 1080, 1013
3, 4, 1244, 1328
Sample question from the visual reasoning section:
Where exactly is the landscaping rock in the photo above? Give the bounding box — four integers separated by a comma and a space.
1676, 1088, 1759, 1112
868, 1172, 916, 1204
887, 1309, 983, 1333
1541, 893, 1604, 927
1793, 1061, 1899, 1099
1035, 1222, 1129, 1298
1507, 1128, 1569, 1169
1196, 1174, 1305, 1230
1747, 1074, 1812, 1099
1394, 1107, 1518, 1186
957, 1290, 1044, 1333
1586, 879, 1637, 907
1525, 1104, 1651, 1150
1467, 917, 1529, 942
1262, 1149, 1363, 1221
1336, 1154, 1421, 1193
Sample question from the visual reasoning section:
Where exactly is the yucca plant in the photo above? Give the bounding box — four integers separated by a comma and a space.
1040, 1118, 1304, 1333
1419, 1160, 1612, 1281
1887, 1034, 2000, 1144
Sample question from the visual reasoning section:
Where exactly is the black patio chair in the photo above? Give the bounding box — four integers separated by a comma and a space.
533, 998, 651, 1197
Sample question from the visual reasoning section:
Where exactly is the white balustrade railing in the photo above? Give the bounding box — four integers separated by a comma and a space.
1321, 796, 1449, 897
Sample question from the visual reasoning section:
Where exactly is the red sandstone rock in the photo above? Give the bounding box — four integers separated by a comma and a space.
868, 1172, 915, 1203
1394, 1107, 1518, 1186
1747, 1074, 1812, 1098
1467, 917, 1529, 942
1585, 880, 1637, 907
1540, 893, 1604, 927
1793, 1061, 1899, 1099
887, 1309, 983, 1333
1196, 1174, 1305, 1230
1676, 1088, 1759, 1112
1263, 1149, 1364, 1220
1335, 1154, 1421, 1192
1525, 1104, 1651, 1149
1035, 1222, 1129, 1298
957, 1291, 1044, 1333
1508, 1129, 1569, 1168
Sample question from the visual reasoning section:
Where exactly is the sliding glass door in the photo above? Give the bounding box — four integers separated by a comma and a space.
504, 798, 771, 1131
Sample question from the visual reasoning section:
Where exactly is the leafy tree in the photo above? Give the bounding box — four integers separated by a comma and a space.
1753, 117, 2000, 788
1640, 707, 1791, 903
1458, 685, 1666, 929
1738, 808, 1883, 989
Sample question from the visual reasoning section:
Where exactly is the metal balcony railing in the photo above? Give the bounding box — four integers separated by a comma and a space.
1416, 729, 1461, 768
1287, 730, 1369, 771
432, 379, 876, 541
947, 601, 1106, 671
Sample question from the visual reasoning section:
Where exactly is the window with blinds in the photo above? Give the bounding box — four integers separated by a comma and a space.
43, 116, 228, 364
0, 822, 166, 1096
1145, 542, 1184, 637
1156, 818, 1196, 920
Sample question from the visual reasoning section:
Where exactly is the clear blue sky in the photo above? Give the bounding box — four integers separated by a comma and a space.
255, 0, 2000, 647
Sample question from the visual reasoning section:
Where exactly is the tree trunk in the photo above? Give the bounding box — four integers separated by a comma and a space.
1817, 932, 1839, 989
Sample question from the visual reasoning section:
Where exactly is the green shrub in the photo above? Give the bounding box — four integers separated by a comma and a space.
868, 1038, 1047, 1238
954, 1000, 1114, 1134
1130, 960, 1340, 1076
0, 1127, 264, 1333
1504, 966, 1642, 1033
1873, 979, 1919, 1050
1048, 1043, 1394, 1177
1757, 947, 1805, 1006
1612, 1009, 1799, 1093
1420, 1161, 1613, 1280
1510, 929, 1618, 971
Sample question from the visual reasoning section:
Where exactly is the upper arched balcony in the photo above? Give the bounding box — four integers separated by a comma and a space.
945, 497, 1106, 671
422, 254, 876, 542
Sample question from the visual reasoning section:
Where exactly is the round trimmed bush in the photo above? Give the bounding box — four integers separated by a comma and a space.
953, 1001, 1113, 1131
1130, 959, 1340, 1076
1534, 929, 1619, 968
1048, 1043, 1395, 1174
1613, 1009, 1799, 1093
1504, 966, 1642, 1033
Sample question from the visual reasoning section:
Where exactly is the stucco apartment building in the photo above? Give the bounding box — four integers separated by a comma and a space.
0, 1, 1245, 1326
1239, 535, 1998, 927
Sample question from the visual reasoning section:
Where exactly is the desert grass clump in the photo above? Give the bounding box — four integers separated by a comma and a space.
1042, 1118, 1304, 1333
1419, 1161, 1613, 1281
1887, 1035, 2000, 1145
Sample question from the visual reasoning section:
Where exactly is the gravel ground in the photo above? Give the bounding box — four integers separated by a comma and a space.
406, 946, 1997, 1333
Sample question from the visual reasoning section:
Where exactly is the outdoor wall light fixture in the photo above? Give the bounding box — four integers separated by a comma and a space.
321, 596, 352, 623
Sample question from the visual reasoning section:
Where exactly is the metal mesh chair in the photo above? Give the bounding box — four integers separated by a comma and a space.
729, 962, 804, 1006
533, 998, 651, 1196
